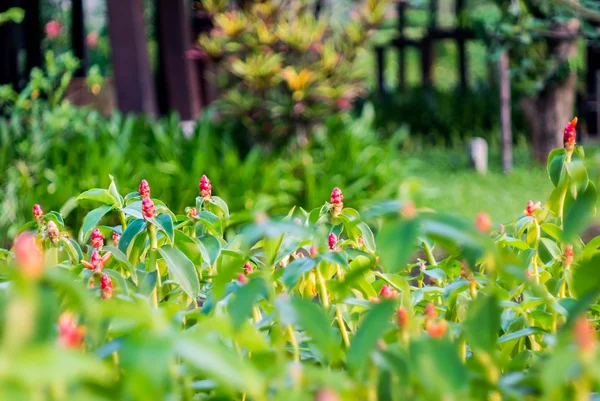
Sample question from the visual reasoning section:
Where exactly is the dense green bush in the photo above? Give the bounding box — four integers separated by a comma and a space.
0, 98, 404, 245
1, 118, 600, 400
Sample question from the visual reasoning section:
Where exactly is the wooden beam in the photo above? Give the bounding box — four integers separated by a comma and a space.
375, 46, 385, 95
397, 0, 407, 91
106, 0, 157, 115
455, 0, 467, 91
191, 10, 218, 107
72, 0, 86, 76
499, 51, 512, 173
155, 0, 201, 120
0, 0, 21, 89
23, 0, 42, 75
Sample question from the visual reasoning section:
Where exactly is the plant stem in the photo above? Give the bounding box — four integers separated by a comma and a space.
374, 271, 403, 293
119, 211, 127, 231
336, 305, 351, 348
287, 324, 300, 362
422, 241, 437, 266
558, 152, 572, 228
315, 265, 330, 308
147, 223, 160, 307
252, 305, 262, 324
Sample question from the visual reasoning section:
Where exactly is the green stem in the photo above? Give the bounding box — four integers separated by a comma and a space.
287, 324, 300, 362
252, 305, 262, 324
558, 152, 572, 228
422, 241, 437, 266
336, 305, 351, 348
147, 224, 160, 307
315, 265, 330, 308
119, 211, 127, 231
374, 271, 403, 293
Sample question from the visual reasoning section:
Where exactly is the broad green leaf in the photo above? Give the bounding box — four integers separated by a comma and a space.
377, 219, 419, 273
564, 181, 597, 242
463, 294, 501, 352
77, 188, 118, 205
281, 257, 318, 289
158, 246, 200, 299
228, 277, 266, 330
79, 205, 113, 243
291, 297, 339, 363
211, 196, 230, 217
149, 214, 174, 244
409, 338, 468, 397
356, 222, 376, 253
566, 161, 588, 198
497, 327, 545, 344
198, 234, 221, 266
118, 219, 146, 255
174, 231, 203, 267
347, 300, 395, 371
104, 245, 137, 284
546, 149, 565, 187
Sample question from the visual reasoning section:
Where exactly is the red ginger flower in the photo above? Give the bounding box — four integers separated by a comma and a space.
315, 388, 341, 401
524, 200, 541, 216
328, 233, 338, 250
86, 31, 99, 48
564, 245, 574, 268
14, 232, 44, 278
426, 319, 447, 338
142, 197, 156, 219
139, 179, 150, 198
91, 228, 104, 249
82, 250, 111, 272
397, 307, 409, 329
101, 274, 113, 299
237, 273, 248, 284
45, 20, 62, 39
574, 316, 596, 353
188, 207, 198, 218
243, 262, 253, 274
476, 212, 491, 233
564, 117, 578, 152
380, 284, 398, 299
46, 220, 59, 242
58, 313, 84, 348
112, 231, 120, 247
424, 302, 436, 320
33, 204, 44, 219
330, 187, 344, 215
199, 175, 212, 199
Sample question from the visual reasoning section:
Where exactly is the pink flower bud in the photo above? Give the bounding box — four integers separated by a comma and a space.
91, 228, 104, 249
476, 212, 491, 233
81, 250, 111, 272
237, 273, 248, 284
294, 217, 302, 226
14, 233, 44, 278
401, 201, 416, 219
58, 313, 84, 348
424, 302, 436, 320
188, 207, 198, 218
564, 117, 578, 152
564, 245, 574, 268
199, 175, 212, 199
142, 197, 156, 219
310, 245, 318, 257
243, 261, 253, 274
315, 388, 341, 401
330, 187, 344, 215
524, 200, 541, 217
328, 233, 338, 250
46, 220, 59, 242
86, 31, 99, 48
139, 179, 150, 198
397, 307, 409, 329
33, 204, 44, 219
112, 231, 120, 247
574, 316, 596, 353
45, 20, 62, 40
101, 274, 113, 299
426, 319, 447, 338
379, 284, 397, 299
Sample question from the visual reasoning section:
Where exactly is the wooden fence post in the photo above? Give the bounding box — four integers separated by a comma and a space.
499, 50, 512, 173
106, 0, 157, 115
72, 0, 86, 76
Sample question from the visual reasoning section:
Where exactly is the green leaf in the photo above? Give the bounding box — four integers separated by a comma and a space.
42, 211, 65, 228
228, 277, 266, 330
547, 149, 565, 187
571, 252, 600, 299
409, 338, 468, 398
356, 222, 376, 253
281, 257, 318, 289
77, 189, 118, 205
158, 246, 201, 299
149, 214, 174, 244
79, 205, 113, 243
118, 219, 146, 255
377, 220, 419, 273
318, 251, 347, 266
463, 294, 501, 352
174, 231, 203, 267
211, 196, 230, 217
347, 300, 395, 371
497, 327, 545, 344
59, 238, 83, 265
582, 236, 600, 261
198, 234, 221, 266
176, 336, 266, 398
566, 161, 589, 198
290, 297, 339, 363
104, 245, 137, 284
564, 181, 597, 242
137, 269, 157, 296
541, 223, 562, 241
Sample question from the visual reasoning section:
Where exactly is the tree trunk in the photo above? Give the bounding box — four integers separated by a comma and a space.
520, 19, 580, 163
